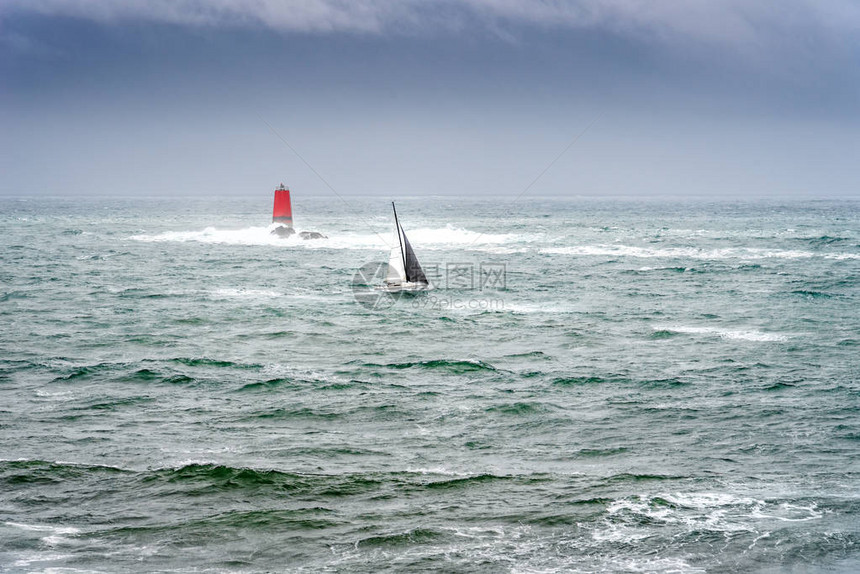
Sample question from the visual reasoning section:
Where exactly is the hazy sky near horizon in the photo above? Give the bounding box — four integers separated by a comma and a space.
1, 1, 859, 198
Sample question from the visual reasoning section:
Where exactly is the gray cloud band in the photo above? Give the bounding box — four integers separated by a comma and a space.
3, 0, 858, 46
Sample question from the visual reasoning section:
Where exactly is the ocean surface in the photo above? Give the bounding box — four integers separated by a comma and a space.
1, 196, 859, 573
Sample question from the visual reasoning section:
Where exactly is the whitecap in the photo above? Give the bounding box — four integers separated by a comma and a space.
662, 492, 757, 509
748, 501, 824, 522
406, 224, 538, 247
404, 467, 473, 476
4, 522, 80, 535
654, 325, 788, 342
4, 522, 80, 547
208, 288, 283, 300
129, 224, 540, 252
130, 224, 336, 247
607, 556, 707, 573
11, 553, 76, 569
541, 244, 858, 261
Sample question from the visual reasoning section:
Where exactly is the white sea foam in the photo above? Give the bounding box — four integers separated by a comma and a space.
662, 492, 756, 509
407, 224, 536, 246
172, 458, 218, 468
541, 244, 860, 260
591, 521, 653, 542
130, 223, 537, 252
261, 363, 343, 384
607, 557, 706, 574
34, 388, 76, 399
606, 497, 677, 523
405, 467, 473, 477
4, 522, 80, 535
597, 491, 769, 543
607, 490, 826, 537
824, 252, 860, 260
5, 522, 80, 547
209, 288, 284, 300
501, 302, 576, 314
131, 226, 860, 261
11, 554, 76, 569
444, 525, 506, 539
748, 501, 823, 522
130, 225, 299, 246
655, 325, 789, 342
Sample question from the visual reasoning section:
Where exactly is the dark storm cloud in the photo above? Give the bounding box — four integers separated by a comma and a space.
3, 0, 858, 104
1, 1, 858, 198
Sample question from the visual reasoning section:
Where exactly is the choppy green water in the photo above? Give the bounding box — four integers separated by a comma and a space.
1, 196, 859, 573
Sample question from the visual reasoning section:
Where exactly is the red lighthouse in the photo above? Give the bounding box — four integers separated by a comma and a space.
273, 183, 293, 226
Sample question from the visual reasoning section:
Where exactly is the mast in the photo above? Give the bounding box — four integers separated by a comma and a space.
392, 202, 407, 281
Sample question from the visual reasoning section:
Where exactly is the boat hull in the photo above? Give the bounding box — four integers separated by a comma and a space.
379, 281, 432, 293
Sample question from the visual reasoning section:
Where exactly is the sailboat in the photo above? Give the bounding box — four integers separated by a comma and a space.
383, 202, 431, 292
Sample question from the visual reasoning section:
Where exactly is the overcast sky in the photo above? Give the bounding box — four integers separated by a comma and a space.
1, 0, 859, 198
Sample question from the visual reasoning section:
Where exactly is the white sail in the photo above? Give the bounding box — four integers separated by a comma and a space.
386, 229, 406, 284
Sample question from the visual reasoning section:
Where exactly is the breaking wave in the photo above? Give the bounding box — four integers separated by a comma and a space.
362, 359, 497, 373
129, 223, 537, 251
654, 325, 789, 342
129, 228, 860, 261
541, 245, 860, 260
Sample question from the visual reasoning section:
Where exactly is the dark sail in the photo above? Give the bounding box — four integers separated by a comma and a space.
400, 227, 428, 284
389, 202, 428, 286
